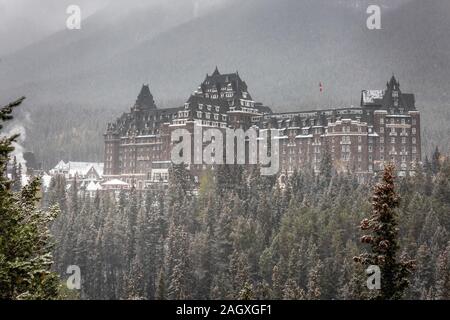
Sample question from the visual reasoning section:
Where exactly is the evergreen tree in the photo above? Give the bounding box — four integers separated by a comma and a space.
156, 268, 166, 300
238, 282, 254, 300
306, 259, 323, 300
431, 147, 442, 175
434, 243, 450, 300
271, 265, 283, 299
354, 164, 415, 300
0, 97, 60, 299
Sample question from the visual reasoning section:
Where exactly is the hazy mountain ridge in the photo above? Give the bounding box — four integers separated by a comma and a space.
1, 0, 449, 166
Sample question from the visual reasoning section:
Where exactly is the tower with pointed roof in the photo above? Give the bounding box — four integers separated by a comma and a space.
133, 84, 156, 111
175, 67, 270, 131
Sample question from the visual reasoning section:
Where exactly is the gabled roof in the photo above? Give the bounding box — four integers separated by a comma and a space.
360, 75, 416, 110
134, 84, 156, 110
50, 161, 104, 177
200, 68, 252, 101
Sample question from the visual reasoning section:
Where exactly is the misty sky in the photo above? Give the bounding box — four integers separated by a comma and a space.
0, 0, 109, 55
0, 0, 228, 56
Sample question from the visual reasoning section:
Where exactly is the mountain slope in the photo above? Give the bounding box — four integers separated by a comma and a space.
1, 0, 449, 166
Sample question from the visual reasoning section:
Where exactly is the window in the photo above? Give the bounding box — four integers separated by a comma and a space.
412, 128, 416, 134
380, 136, 384, 144
402, 137, 406, 144
197, 111, 202, 118
412, 137, 416, 144
391, 137, 396, 144
380, 117, 384, 125
380, 127, 384, 133
412, 118, 417, 125
358, 136, 362, 143
215, 106, 220, 112
358, 145, 362, 153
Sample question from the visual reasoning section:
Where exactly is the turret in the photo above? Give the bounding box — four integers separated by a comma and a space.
133, 84, 156, 111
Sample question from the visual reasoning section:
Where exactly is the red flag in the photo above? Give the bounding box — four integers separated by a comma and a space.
319, 82, 323, 93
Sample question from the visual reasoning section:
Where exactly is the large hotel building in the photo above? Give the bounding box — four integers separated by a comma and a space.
104, 68, 421, 189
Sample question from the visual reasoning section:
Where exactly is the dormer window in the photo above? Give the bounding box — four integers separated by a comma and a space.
198, 104, 203, 110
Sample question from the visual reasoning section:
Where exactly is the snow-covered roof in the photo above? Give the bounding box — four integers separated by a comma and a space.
86, 181, 102, 191
101, 179, 129, 186
51, 161, 104, 177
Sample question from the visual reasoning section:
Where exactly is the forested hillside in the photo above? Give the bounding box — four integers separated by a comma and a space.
46, 158, 450, 299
